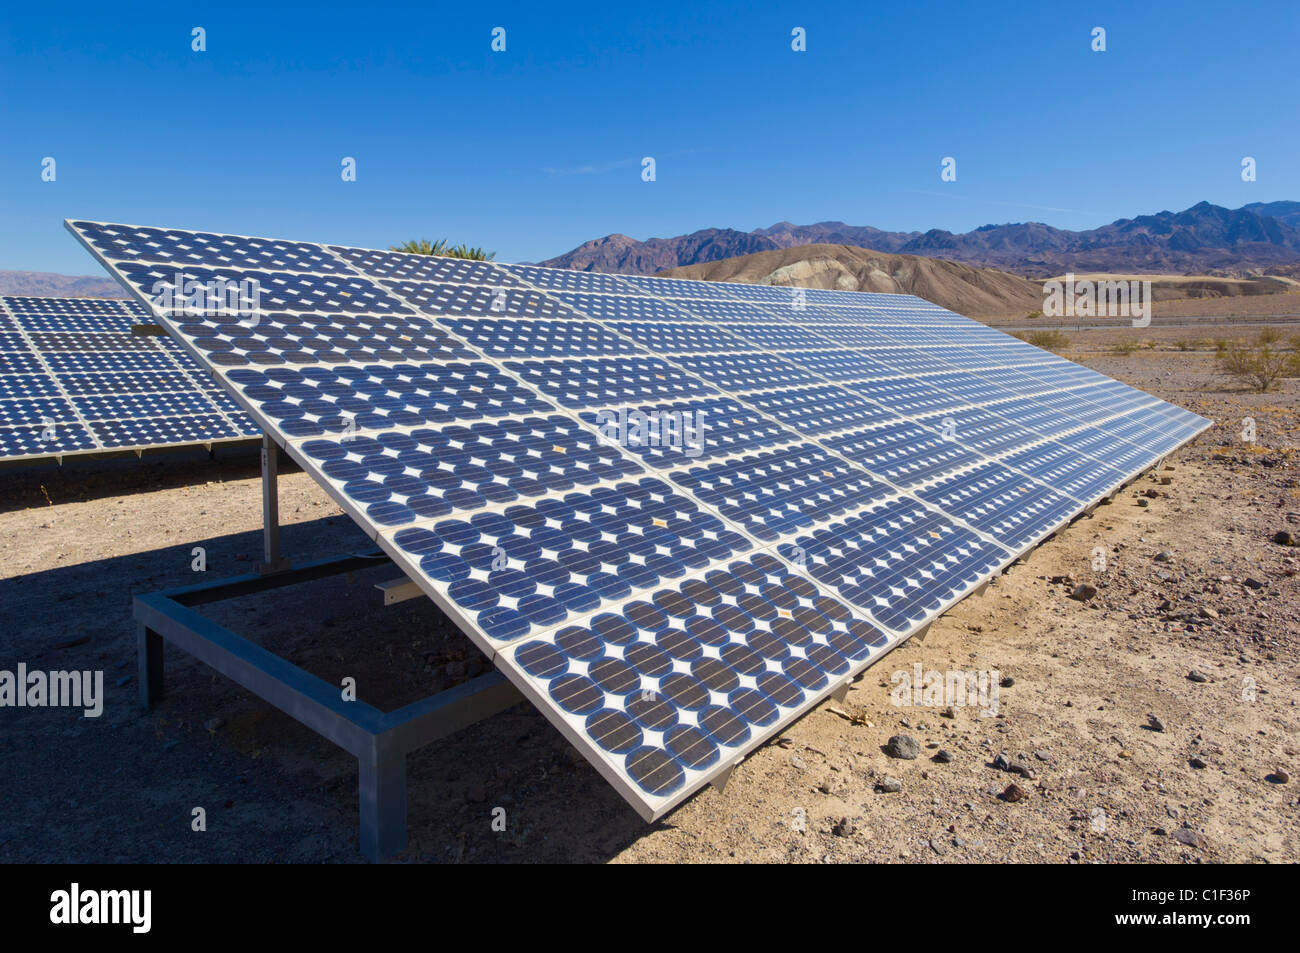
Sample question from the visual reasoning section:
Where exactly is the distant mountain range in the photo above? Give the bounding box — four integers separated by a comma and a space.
0, 270, 126, 298
542, 201, 1300, 277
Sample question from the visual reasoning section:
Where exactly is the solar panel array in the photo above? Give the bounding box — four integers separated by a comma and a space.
68, 219, 1210, 819
0, 295, 259, 461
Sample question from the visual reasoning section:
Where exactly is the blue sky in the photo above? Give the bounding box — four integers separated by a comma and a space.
3, 0, 1297, 273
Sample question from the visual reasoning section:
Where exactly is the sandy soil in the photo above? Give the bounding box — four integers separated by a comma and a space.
1, 339, 1296, 864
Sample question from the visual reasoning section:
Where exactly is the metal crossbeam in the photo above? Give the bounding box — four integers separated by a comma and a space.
134, 552, 523, 861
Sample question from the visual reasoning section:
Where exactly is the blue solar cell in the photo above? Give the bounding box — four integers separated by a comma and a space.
776, 497, 1010, 631
299, 415, 643, 523
0, 422, 97, 455
506, 356, 715, 408
119, 262, 412, 315
73, 221, 354, 273
91, 414, 239, 447
438, 317, 643, 358
175, 309, 475, 367
777, 350, 908, 381
0, 374, 61, 399
387, 478, 753, 644
550, 292, 696, 323
672, 352, 822, 391
381, 280, 580, 320
847, 376, 963, 416
669, 443, 894, 541
73, 391, 218, 420
225, 362, 552, 436
578, 397, 796, 467
916, 461, 1080, 547
828, 419, 985, 487
499, 264, 641, 295
500, 550, 887, 804
724, 324, 837, 351
60, 371, 201, 395
615, 274, 747, 300
1000, 440, 1128, 502
745, 385, 901, 434
914, 407, 1044, 456
608, 321, 754, 354
0, 396, 79, 427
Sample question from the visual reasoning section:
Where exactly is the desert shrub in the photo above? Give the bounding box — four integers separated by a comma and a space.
1017, 329, 1069, 352
1216, 333, 1300, 392
1257, 327, 1282, 346
1024, 310, 1043, 320
1177, 338, 1204, 351
1213, 338, 1230, 356
1111, 340, 1140, 355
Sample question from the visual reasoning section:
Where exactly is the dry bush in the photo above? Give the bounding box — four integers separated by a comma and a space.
1216, 333, 1300, 392
1017, 329, 1069, 352
1111, 340, 1140, 356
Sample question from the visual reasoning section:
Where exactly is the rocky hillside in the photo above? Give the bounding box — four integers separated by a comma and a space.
0, 270, 126, 298
543, 201, 1300, 277
659, 244, 1043, 317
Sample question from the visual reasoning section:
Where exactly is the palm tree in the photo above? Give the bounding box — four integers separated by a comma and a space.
390, 239, 496, 261
390, 238, 450, 256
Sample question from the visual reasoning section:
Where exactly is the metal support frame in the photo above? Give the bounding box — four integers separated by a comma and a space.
259, 434, 291, 574
133, 551, 524, 861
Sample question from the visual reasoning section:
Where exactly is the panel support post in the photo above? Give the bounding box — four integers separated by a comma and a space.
260, 434, 290, 573
137, 623, 164, 709
359, 744, 407, 862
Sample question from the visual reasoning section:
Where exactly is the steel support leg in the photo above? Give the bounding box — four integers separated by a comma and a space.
260, 434, 290, 573
359, 746, 407, 862
137, 623, 165, 709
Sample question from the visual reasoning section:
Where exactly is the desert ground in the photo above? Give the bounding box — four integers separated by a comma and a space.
1, 325, 1296, 864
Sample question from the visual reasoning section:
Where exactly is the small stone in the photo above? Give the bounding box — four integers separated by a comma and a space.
933, 749, 954, 764
1138, 498, 1150, 508
1268, 769, 1290, 784
1272, 531, 1295, 546
886, 734, 921, 760
831, 817, 856, 837
876, 777, 903, 794
1147, 714, 1166, 733
1000, 675, 1015, 688
930, 839, 948, 856
1153, 551, 1173, 563
1034, 749, 1052, 762
1171, 828, 1208, 850
1187, 670, 1209, 683
1009, 760, 1036, 779
1244, 577, 1265, 590
789, 755, 807, 771
1198, 607, 1219, 621
1000, 783, 1028, 803
204, 717, 223, 733
1069, 583, 1098, 602
1189, 756, 1207, 769
993, 752, 1012, 771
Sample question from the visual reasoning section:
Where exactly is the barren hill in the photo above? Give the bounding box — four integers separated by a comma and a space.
544, 201, 1300, 277
658, 244, 1042, 316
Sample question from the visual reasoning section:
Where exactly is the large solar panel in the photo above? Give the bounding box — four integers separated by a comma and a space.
67, 219, 1210, 819
0, 294, 260, 461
